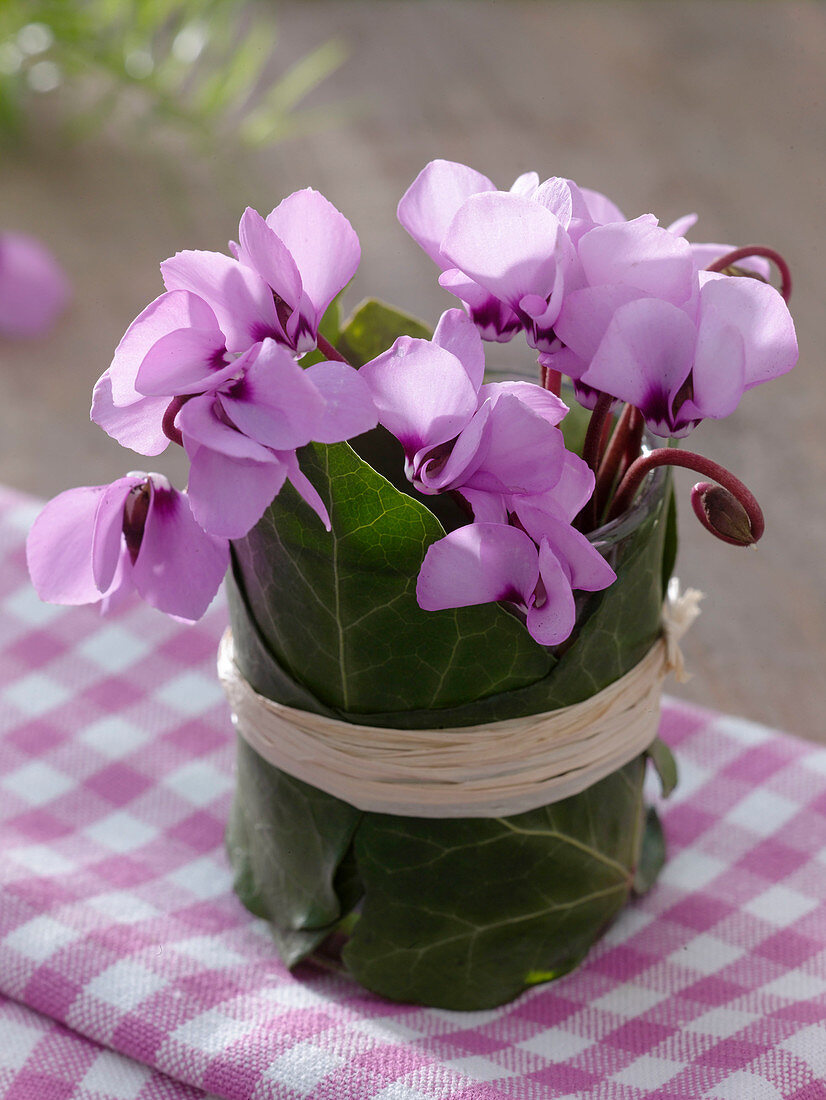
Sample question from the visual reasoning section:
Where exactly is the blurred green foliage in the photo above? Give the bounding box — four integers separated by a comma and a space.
0, 0, 346, 149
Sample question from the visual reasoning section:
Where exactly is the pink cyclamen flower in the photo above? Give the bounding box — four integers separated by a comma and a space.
359, 309, 570, 504
547, 217, 798, 436
397, 159, 625, 347
174, 340, 376, 538
359, 307, 615, 646
417, 438, 616, 647
27, 473, 228, 621
0, 232, 69, 338
230, 189, 361, 354
91, 285, 377, 538
418, 524, 579, 646
417, 511, 616, 647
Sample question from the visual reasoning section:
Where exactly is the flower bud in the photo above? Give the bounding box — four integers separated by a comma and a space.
690, 482, 758, 547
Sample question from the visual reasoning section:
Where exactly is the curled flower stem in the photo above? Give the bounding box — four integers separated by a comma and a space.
316, 332, 352, 365
706, 245, 792, 302
162, 396, 188, 448
609, 447, 765, 544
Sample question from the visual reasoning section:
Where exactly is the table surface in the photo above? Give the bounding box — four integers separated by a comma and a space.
0, 1, 824, 743
1, 485, 826, 1100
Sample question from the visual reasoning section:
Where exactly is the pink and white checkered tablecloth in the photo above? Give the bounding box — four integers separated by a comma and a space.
1, 483, 825, 1100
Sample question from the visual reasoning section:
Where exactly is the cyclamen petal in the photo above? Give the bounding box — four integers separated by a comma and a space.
577, 186, 626, 227
514, 503, 616, 592
160, 250, 282, 354
441, 192, 563, 313
437, 269, 523, 342
553, 284, 647, 370
532, 177, 574, 227
27, 486, 110, 605
417, 523, 540, 612
697, 272, 798, 390
277, 451, 331, 531
178, 393, 278, 463
264, 189, 360, 325
685, 302, 746, 422
577, 216, 696, 305
237, 206, 303, 308
91, 372, 170, 457
185, 445, 288, 540
459, 394, 566, 497
417, 403, 491, 494
107, 290, 219, 407
509, 171, 540, 196
302, 360, 378, 444
360, 336, 479, 458
432, 308, 486, 391
579, 297, 698, 436
134, 327, 233, 397
476, 381, 568, 429
131, 480, 229, 620
525, 541, 577, 647
217, 339, 326, 452
90, 476, 142, 592
398, 159, 496, 265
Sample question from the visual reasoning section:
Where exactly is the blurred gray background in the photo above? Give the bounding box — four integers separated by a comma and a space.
2, 1, 824, 741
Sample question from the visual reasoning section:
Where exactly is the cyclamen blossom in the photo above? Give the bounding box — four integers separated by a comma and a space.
397, 159, 625, 347
417, 441, 616, 646
230, 190, 360, 354
91, 189, 376, 538
360, 308, 615, 645
26, 473, 228, 621
360, 309, 570, 503
175, 341, 375, 537
547, 217, 798, 436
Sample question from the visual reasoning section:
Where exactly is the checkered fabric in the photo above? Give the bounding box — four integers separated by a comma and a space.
1, 483, 825, 1100
0, 992, 213, 1098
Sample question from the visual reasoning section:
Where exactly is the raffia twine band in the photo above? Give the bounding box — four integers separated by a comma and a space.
218, 579, 702, 818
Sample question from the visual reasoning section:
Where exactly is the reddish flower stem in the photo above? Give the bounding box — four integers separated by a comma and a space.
577, 392, 615, 531
581, 393, 614, 476
706, 245, 792, 303
609, 447, 765, 544
543, 366, 562, 396
162, 396, 189, 448
316, 331, 353, 365
594, 403, 638, 515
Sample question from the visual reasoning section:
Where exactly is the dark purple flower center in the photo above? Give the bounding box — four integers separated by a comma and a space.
122, 482, 151, 563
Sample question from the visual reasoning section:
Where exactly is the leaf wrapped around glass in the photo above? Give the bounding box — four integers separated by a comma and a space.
225, 300, 679, 1011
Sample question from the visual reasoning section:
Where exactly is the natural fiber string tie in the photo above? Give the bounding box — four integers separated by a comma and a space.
217, 580, 702, 818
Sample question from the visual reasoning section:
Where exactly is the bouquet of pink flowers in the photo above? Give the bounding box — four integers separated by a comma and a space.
27, 161, 797, 1008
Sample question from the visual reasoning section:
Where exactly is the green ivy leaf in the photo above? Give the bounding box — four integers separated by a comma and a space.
646, 737, 679, 798
338, 298, 431, 366
226, 735, 363, 966
661, 485, 679, 596
633, 806, 667, 897
230, 441, 551, 718
342, 757, 646, 1009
